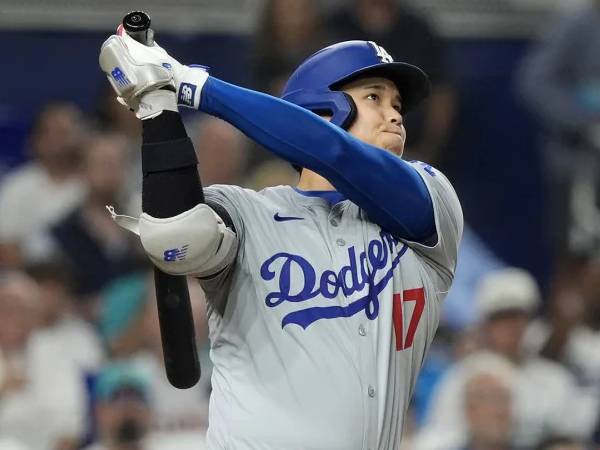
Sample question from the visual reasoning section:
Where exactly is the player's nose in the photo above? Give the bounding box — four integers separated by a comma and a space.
388, 106, 403, 125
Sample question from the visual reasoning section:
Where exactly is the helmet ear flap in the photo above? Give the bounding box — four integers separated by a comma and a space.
281, 90, 357, 130
288, 92, 356, 174
338, 92, 357, 130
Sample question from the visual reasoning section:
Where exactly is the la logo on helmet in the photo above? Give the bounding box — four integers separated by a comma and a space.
369, 41, 394, 63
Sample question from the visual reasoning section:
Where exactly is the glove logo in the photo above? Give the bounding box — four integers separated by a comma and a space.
111, 67, 130, 87
164, 245, 189, 262
178, 83, 197, 107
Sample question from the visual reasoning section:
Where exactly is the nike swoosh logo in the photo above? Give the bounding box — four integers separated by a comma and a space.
274, 213, 304, 222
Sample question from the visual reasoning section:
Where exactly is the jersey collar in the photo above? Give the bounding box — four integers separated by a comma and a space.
292, 187, 346, 206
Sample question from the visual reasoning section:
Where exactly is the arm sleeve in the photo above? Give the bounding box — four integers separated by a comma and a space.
141, 113, 205, 218
140, 112, 238, 288
200, 77, 436, 242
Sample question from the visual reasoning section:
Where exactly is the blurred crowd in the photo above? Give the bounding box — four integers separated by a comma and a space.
1, 0, 600, 449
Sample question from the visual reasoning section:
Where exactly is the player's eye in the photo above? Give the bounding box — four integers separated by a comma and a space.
393, 104, 402, 113
367, 93, 379, 101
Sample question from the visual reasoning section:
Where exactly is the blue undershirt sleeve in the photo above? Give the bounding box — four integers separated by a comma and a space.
200, 76, 435, 241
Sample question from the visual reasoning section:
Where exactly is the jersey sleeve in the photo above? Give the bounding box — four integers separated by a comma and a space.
199, 184, 248, 313
402, 162, 463, 285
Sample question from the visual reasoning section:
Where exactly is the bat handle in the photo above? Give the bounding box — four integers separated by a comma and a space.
122, 11, 154, 46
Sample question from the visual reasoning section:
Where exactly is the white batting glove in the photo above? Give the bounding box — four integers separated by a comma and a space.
99, 25, 209, 119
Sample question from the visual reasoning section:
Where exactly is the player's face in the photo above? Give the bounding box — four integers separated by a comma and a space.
342, 77, 405, 156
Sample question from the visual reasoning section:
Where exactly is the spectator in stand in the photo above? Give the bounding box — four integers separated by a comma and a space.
327, 0, 456, 163
0, 102, 85, 267
137, 275, 210, 433
99, 273, 210, 434
99, 274, 148, 359
188, 116, 251, 187
517, 1, 600, 312
94, 85, 144, 215
24, 131, 148, 306
249, 0, 328, 167
0, 270, 87, 450
85, 363, 207, 450
85, 363, 152, 450
525, 260, 600, 443
252, 0, 326, 95
517, 11, 600, 430
461, 356, 517, 450
421, 268, 588, 449
533, 261, 600, 386
412, 352, 518, 450
25, 261, 104, 374
94, 85, 142, 143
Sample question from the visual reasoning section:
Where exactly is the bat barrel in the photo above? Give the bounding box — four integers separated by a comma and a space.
154, 268, 201, 389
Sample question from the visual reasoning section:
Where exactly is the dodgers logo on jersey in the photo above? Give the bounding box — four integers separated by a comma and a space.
111, 67, 130, 88
260, 231, 408, 329
178, 83, 196, 107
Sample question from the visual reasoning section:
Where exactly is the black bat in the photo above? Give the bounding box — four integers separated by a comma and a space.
123, 11, 200, 389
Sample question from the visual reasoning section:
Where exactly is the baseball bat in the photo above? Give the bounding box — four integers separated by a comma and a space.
123, 11, 200, 389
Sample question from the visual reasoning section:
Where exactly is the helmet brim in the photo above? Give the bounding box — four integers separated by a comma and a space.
330, 62, 431, 114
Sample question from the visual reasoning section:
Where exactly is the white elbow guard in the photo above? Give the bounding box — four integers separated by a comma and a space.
108, 204, 237, 277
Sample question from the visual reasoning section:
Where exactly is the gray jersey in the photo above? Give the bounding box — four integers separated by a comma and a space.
200, 161, 463, 450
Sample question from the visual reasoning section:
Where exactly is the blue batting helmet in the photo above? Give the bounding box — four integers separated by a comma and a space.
281, 40, 431, 129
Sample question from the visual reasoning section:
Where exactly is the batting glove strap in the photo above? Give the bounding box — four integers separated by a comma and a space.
176, 66, 209, 110
136, 89, 178, 120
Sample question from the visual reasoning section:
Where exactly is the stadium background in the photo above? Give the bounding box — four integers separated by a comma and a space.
0, 1, 599, 449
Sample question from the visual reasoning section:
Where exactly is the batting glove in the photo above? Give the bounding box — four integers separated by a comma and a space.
99, 26, 209, 119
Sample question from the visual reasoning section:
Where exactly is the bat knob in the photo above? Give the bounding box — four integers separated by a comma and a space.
123, 11, 151, 32
122, 11, 154, 46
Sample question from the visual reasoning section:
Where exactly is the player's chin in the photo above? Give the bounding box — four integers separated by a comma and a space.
380, 136, 405, 156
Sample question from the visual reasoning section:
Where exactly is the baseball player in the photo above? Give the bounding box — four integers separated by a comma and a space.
100, 25, 463, 450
